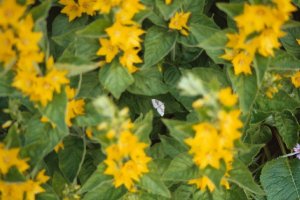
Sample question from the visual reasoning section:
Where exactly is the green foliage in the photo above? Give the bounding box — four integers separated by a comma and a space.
1, 0, 300, 199
261, 158, 300, 200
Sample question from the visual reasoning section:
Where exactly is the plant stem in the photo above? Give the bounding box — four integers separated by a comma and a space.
274, 130, 287, 155
263, 145, 272, 160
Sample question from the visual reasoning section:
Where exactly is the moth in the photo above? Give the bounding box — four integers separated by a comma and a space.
151, 99, 165, 116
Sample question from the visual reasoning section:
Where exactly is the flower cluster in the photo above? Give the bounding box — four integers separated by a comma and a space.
59, 0, 145, 73
104, 129, 151, 191
96, 0, 145, 73
186, 87, 242, 192
59, 0, 96, 21
222, 0, 296, 75
169, 11, 191, 36
263, 73, 282, 98
0, 0, 69, 107
0, 143, 49, 199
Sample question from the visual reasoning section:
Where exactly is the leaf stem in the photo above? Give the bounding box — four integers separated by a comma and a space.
73, 130, 87, 184
274, 129, 287, 155
263, 145, 272, 160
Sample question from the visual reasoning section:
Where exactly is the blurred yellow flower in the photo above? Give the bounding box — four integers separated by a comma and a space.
65, 86, 85, 127
0, 144, 29, 174
218, 87, 238, 107
104, 131, 151, 191
165, 0, 172, 5
0, 0, 26, 28
189, 176, 230, 192
291, 71, 300, 88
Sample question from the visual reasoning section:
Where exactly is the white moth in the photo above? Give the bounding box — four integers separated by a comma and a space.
151, 99, 165, 116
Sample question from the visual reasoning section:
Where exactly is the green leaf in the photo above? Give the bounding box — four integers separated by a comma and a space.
51, 14, 88, 48
22, 117, 67, 164
0, 71, 19, 97
244, 124, 272, 144
197, 30, 228, 64
99, 61, 134, 99
155, 0, 183, 20
227, 67, 258, 114
160, 135, 188, 157
82, 181, 126, 200
228, 159, 265, 195
270, 50, 300, 71
139, 173, 171, 198
238, 143, 264, 166
256, 91, 300, 112
76, 71, 103, 98
75, 101, 105, 127
79, 164, 111, 194
163, 153, 200, 181
143, 26, 177, 68
280, 23, 300, 57
274, 110, 300, 149
261, 158, 300, 200
58, 136, 85, 182
216, 3, 244, 18
133, 112, 153, 143
127, 68, 169, 96
58, 37, 99, 64
39, 90, 68, 133
55, 62, 100, 77
30, 0, 52, 21
254, 55, 271, 86
163, 119, 194, 143
190, 15, 220, 44
76, 18, 111, 38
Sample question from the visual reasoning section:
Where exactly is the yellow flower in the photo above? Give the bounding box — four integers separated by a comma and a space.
273, 0, 296, 20
0, 0, 26, 28
165, 0, 172, 5
97, 38, 119, 63
78, 0, 96, 16
93, 0, 121, 14
16, 15, 43, 54
0, 169, 49, 200
46, 68, 70, 93
0, 29, 16, 66
85, 127, 93, 138
225, 33, 246, 49
106, 22, 144, 51
188, 176, 216, 192
218, 110, 242, 141
256, 29, 282, 57
104, 131, 151, 191
120, 48, 141, 73
188, 176, 230, 192
222, 2, 294, 76
13, 57, 69, 107
234, 4, 274, 35
297, 39, 300, 45
291, 71, 300, 88
169, 11, 191, 36
0, 144, 29, 174
17, 51, 45, 71
185, 123, 221, 169
65, 86, 85, 127
231, 51, 253, 75
116, 0, 145, 24
59, 0, 82, 21
218, 87, 238, 107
